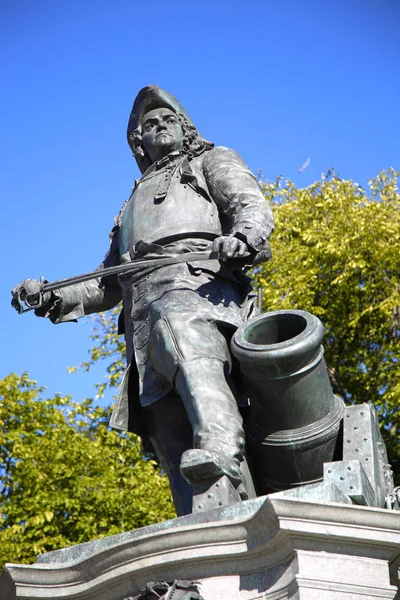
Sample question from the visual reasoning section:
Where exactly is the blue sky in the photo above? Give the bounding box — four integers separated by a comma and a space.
1, 0, 399, 406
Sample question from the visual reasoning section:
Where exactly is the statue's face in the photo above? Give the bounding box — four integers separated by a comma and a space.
141, 108, 184, 163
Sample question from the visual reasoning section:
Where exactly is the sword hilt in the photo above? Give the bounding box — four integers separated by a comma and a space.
11, 277, 45, 314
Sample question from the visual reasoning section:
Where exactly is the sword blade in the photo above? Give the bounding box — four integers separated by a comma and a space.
41, 250, 222, 294
17, 250, 250, 314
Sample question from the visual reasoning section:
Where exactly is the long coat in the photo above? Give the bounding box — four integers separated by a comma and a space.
42, 146, 274, 435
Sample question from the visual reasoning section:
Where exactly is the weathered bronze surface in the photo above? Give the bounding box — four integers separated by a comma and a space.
232, 310, 346, 494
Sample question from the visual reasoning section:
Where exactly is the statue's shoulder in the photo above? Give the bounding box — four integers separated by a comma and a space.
203, 145, 243, 163
207, 145, 236, 154
112, 181, 139, 232
188, 146, 235, 169
202, 146, 247, 174
114, 200, 129, 229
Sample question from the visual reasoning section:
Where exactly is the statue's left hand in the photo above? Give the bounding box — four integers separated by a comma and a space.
212, 236, 248, 261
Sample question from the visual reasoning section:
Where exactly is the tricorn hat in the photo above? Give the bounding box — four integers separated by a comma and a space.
127, 85, 195, 148
127, 85, 213, 173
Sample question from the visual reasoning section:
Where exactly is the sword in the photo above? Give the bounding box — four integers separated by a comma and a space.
12, 250, 250, 314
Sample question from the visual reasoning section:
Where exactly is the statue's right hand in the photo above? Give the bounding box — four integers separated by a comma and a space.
11, 279, 51, 314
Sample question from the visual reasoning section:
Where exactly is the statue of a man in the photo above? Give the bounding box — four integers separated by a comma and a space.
12, 86, 274, 515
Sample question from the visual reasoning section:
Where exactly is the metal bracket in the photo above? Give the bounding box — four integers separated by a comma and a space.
341, 403, 394, 507
192, 476, 241, 513
324, 459, 376, 505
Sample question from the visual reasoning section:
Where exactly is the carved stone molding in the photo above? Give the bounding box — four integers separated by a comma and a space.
1, 496, 399, 599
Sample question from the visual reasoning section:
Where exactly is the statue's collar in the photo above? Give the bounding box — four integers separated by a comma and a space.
156, 150, 183, 169
141, 151, 185, 179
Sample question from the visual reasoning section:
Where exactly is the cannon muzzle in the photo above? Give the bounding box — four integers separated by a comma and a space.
231, 310, 345, 494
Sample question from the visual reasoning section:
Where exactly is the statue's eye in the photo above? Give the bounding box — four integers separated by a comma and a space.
144, 123, 155, 131
167, 117, 177, 124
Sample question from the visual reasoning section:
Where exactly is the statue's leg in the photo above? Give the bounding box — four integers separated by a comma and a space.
175, 358, 245, 481
142, 391, 193, 517
149, 311, 247, 495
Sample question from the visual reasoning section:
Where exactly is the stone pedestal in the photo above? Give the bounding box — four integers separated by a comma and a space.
1, 495, 400, 600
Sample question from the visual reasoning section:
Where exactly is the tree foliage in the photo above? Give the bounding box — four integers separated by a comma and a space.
254, 168, 400, 479
0, 373, 174, 568
67, 310, 126, 398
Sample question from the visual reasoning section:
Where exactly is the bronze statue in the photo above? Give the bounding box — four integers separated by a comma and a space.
12, 85, 274, 515
11, 85, 397, 516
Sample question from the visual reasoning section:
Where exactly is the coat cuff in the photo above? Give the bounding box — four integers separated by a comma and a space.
34, 288, 82, 323
231, 223, 272, 265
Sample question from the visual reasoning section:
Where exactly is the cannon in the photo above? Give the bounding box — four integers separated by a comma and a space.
231, 309, 345, 495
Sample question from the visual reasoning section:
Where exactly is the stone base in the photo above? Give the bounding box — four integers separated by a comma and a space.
1, 495, 400, 600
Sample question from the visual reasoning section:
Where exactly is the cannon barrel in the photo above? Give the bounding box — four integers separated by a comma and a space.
231, 309, 345, 494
